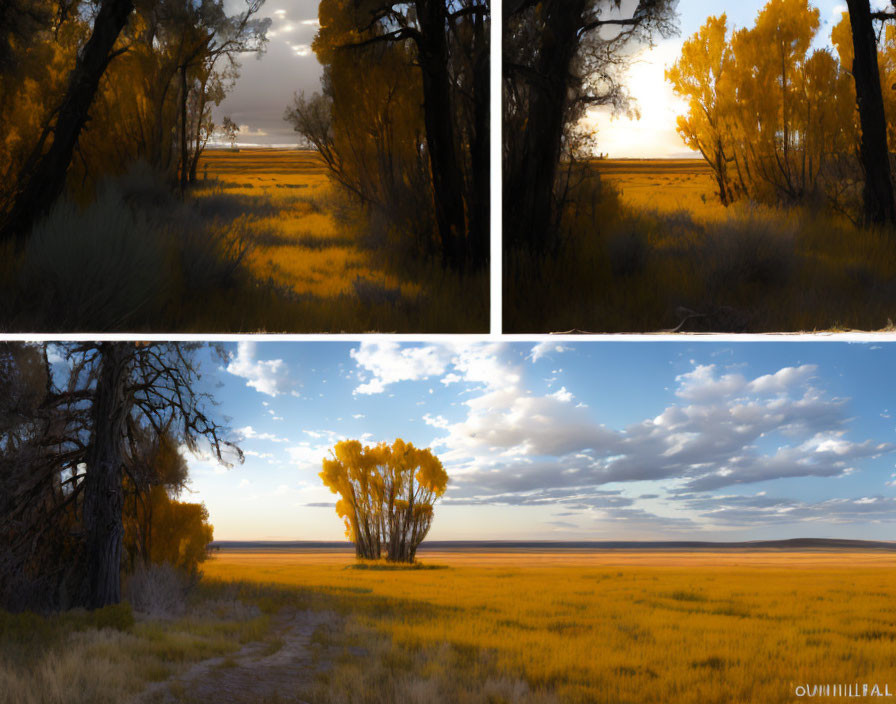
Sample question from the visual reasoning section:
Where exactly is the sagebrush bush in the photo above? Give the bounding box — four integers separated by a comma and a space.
116, 159, 175, 213
700, 212, 797, 290
175, 210, 253, 292
18, 185, 165, 330
126, 563, 192, 618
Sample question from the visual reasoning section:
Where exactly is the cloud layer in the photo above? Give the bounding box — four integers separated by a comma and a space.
435, 361, 889, 503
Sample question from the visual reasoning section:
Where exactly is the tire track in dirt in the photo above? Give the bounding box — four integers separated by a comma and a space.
133, 609, 336, 703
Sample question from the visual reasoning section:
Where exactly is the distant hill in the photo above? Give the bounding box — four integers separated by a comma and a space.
210, 538, 896, 552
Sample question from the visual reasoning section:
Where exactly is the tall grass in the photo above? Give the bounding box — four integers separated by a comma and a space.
505, 167, 896, 332
204, 549, 896, 704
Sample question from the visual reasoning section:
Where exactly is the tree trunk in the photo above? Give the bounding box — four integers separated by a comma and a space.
469, 8, 490, 270
81, 343, 132, 609
846, 0, 896, 226
0, 0, 135, 246
416, 0, 468, 270
505, 0, 586, 254
715, 139, 730, 207
188, 73, 211, 183
179, 64, 189, 194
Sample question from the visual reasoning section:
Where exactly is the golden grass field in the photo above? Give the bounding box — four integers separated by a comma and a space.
3, 549, 895, 703
594, 159, 728, 224
203, 549, 896, 704
197, 150, 416, 300
181, 149, 487, 332
506, 158, 896, 333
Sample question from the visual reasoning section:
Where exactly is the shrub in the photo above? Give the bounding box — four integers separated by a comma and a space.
607, 220, 649, 277
18, 185, 164, 330
126, 563, 191, 619
700, 213, 797, 291
116, 160, 175, 213
175, 211, 253, 292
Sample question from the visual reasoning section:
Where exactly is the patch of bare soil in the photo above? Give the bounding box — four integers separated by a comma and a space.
133, 609, 337, 704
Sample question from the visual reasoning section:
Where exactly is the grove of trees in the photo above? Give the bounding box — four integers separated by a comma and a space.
0, 342, 240, 611
286, 0, 489, 272
319, 439, 448, 563
667, 0, 896, 225
0, 0, 269, 245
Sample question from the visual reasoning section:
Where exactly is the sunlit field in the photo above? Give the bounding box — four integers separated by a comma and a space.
182, 149, 485, 332
506, 158, 896, 333
596, 159, 727, 223
0, 149, 486, 333
3, 548, 895, 703
199, 549, 896, 704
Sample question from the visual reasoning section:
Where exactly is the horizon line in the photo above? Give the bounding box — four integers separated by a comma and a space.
209, 538, 896, 550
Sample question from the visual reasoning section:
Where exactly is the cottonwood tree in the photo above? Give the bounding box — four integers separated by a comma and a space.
221, 115, 239, 150
80, 341, 241, 607
0, 343, 95, 610
669, 1, 857, 210
0, 342, 240, 610
121, 426, 214, 574
666, 15, 734, 205
161, 0, 268, 191
503, 0, 677, 254
0, 0, 268, 240
319, 439, 448, 563
288, 0, 489, 271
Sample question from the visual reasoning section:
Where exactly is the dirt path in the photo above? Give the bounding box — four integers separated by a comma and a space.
133, 609, 336, 704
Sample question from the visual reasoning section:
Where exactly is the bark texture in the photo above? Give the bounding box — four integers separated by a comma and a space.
81, 343, 132, 609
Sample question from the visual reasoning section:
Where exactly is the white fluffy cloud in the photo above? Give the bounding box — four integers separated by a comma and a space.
237, 426, 290, 443
674, 363, 816, 402
435, 362, 891, 501
350, 342, 516, 394
226, 342, 294, 397
529, 341, 569, 362
351, 342, 453, 394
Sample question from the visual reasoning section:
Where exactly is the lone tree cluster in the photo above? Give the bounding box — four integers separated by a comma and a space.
320, 439, 448, 563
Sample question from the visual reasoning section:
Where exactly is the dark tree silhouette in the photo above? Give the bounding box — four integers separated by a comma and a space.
295, 0, 489, 272
847, 0, 896, 226
503, 0, 676, 254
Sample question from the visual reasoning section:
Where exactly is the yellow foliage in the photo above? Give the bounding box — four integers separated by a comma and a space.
318, 439, 447, 561
123, 486, 214, 574
668, 0, 856, 207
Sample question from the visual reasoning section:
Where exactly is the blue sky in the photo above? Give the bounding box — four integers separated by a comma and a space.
182, 341, 896, 542
591, 0, 879, 157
